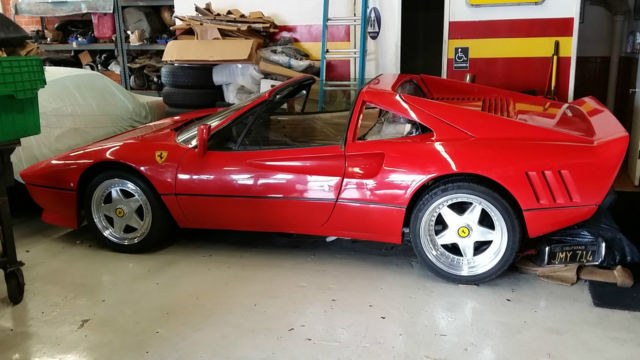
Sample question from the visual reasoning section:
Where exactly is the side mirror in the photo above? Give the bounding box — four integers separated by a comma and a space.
197, 124, 211, 157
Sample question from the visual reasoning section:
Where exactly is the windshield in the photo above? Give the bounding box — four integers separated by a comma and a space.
176, 93, 263, 147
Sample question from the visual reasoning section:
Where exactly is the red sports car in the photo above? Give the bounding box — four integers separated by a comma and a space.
21, 75, 628, 283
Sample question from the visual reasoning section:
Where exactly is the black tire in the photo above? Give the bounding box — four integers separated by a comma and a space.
164, 107, 202, 117
161, 86, 224, 109
5, 268, 25, 305
84, 171, 173, 253
410, 181, 521, 284
161, 65, 215, 89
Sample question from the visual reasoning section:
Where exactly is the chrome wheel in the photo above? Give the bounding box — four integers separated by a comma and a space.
420, 194, 508, 276
90, 178, 152, 245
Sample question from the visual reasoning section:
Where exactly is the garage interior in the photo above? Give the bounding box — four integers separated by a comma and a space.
1, 0, 640, 359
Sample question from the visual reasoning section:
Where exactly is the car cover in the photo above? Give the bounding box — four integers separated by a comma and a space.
11, 67, 166, 180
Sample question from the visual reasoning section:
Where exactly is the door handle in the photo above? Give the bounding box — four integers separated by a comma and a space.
630, 89, 639, 94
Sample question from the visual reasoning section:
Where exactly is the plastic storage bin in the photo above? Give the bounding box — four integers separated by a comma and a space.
0, 56, 46, 143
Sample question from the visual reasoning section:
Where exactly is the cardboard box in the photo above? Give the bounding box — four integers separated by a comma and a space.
192, 25, 222, 40
162, 39, 260, 64
78, 51, 92, 66
100, 70, 121, 84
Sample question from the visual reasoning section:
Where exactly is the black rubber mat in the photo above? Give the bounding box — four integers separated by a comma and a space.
588, 280, 640, 312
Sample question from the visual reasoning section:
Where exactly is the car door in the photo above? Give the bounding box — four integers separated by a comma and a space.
324, 92, 455, 242
175, 85, 349, 234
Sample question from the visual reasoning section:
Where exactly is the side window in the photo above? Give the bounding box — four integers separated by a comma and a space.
208, 83, 311, 151
207, 108, 257, 150
357, 105, 432, 141
273, 88, 309, 114
239, 110, 298, 149
238, 109, 349, 150
238, 86, 348, 150
208, 85, 349, 151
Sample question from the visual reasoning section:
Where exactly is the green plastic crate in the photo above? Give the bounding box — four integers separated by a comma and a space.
0, 56, 46, 143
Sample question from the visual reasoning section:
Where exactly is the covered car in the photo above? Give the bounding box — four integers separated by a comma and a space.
20, 74, 628, 284
11, 67, 167, 180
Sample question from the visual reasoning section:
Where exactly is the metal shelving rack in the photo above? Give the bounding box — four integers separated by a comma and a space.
115, 0, 173, 91
125, 43, 167, 51
39, 43, 117, 51
32, 0, 173, 94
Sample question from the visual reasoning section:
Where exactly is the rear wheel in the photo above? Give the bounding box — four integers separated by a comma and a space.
410, 181, 520, 284
85, 171, 172, 253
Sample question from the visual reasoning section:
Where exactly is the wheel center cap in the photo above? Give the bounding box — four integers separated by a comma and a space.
115, 207, 126, 218
457, 226, 471, 238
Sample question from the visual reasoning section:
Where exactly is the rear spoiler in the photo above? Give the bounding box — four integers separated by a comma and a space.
568, 96, 628, 143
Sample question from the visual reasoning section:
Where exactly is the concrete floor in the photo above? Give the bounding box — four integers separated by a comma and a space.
1, 216, 640, 360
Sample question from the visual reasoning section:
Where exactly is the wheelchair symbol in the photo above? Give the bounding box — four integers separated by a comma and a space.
455, 48, 468, 62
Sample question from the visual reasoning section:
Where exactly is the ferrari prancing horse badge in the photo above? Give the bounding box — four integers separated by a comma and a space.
155, 151, 168, 164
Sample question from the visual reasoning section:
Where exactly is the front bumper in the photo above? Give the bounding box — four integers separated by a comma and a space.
26, 184, 80, 229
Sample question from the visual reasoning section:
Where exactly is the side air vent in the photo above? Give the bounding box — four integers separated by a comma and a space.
526, 170, 581, 205
481, 97, 515, 118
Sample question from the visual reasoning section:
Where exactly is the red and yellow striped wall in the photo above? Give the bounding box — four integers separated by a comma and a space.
446, 18, 574, 101
274, 25, 351, 81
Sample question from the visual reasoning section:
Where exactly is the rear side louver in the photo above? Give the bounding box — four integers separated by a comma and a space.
526, 170, 581, 205
481, 97, 514, 118
431, 96, 515, 118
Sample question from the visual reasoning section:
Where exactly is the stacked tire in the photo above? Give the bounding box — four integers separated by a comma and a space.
160, 65, 225, 116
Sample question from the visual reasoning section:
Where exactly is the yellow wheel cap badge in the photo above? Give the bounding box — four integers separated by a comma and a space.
115, 208, 125, 217
458, 226, 470, 238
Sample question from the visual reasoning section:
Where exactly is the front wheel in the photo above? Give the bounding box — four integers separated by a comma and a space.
410, 182, 521, 284
85, 171, 173, 253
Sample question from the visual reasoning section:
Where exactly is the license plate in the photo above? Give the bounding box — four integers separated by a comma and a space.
546, 242, 604, 266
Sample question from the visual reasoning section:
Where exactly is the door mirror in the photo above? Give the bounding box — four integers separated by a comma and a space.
197, 124, 211, 157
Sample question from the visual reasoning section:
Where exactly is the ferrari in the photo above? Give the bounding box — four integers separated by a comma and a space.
20, 74, 628, 283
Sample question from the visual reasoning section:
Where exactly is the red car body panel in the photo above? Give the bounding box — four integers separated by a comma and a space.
21, 74, 628, 244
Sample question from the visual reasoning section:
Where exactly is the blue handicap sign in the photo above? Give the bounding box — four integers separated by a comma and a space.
368, 7, 381, 40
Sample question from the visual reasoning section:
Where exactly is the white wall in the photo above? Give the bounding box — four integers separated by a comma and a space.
364, 0, 402, 77
175, 0, 402, 76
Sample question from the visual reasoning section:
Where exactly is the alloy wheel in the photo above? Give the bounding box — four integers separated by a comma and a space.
91, 178, 152, 245
419, 194, 508, 276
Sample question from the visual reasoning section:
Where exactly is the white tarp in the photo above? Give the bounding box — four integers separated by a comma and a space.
11, 67, 166, 179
